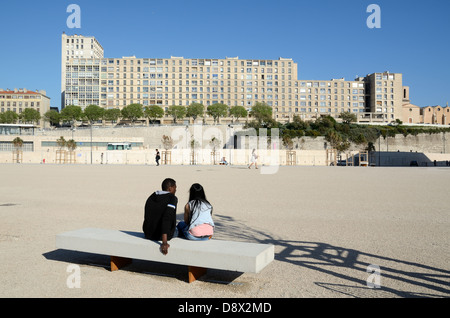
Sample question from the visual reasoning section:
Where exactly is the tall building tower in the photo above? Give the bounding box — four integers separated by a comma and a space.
61, 33, 104, 109
363, 72, 404, 123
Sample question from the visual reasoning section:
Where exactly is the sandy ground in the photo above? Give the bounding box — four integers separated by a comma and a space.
0, 163, 449, 298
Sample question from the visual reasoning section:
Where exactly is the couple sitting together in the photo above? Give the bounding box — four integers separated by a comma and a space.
142, 178, 214, 255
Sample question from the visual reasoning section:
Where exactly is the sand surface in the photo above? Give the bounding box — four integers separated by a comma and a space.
0, 163, 449, 298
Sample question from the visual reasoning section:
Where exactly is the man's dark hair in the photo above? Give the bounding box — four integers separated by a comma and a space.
162, 178, 176, 191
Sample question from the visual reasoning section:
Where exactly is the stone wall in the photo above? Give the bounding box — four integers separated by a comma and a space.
1, 124, 450, 166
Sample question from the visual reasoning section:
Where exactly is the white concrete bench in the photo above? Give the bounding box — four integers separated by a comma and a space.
55, 228, 274, 283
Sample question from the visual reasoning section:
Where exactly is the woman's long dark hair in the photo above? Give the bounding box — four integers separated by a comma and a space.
188, 183, 212, 224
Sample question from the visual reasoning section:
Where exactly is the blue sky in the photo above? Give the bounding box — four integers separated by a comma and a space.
0, 0, 449, 110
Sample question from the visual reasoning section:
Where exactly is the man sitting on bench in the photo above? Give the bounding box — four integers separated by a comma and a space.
142, 178, 178, 255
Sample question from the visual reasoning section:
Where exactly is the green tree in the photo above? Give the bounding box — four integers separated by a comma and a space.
166, 105, 187, 123
144, 105, 165, 124
43, 110, 61, 127
56, 136, 67, 151
12, 137, 24, 149
66, 139, 77, 151
121, 103, 144, 125
249, 102, 273, 125
83, 104, 105, 124
325, 129, 350, 152
186, 103, 205, 122
207, 103, 229, 124
103, 108, 121, 124
229, 106, 248, 123
60, 105, 83, 127
0, 110, 19, 124
339, 112, 357, 124
20, 108, 41, 125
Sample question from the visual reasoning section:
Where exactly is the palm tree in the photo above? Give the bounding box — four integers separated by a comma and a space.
66, 139, 77, 164
12, 137, 24, 163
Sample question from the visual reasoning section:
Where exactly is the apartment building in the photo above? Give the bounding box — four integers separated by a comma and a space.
0, 88, 51, 127
61, 34, 405, 124
362, 72, 404, 123
61, 32, 104, 108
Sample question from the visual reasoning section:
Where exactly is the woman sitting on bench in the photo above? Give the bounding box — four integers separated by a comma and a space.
177, 183, 214, 241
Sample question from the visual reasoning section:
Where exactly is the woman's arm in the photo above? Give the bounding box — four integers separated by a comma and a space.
184, 203, 190, 224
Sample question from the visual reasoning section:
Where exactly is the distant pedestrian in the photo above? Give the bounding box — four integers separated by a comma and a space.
155, 149, 160, 166
248, 149, 258, 169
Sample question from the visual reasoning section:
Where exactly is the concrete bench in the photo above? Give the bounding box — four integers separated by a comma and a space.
55, 228, 274, 283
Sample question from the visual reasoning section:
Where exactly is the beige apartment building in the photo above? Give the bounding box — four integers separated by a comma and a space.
0, 88, 51, 127
61, 34, 406, 124
61, 32, 104, 108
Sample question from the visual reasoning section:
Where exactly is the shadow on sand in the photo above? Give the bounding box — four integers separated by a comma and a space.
212, 214, 450, 298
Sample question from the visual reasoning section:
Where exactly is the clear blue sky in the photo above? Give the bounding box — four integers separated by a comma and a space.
0, 0, 449, 110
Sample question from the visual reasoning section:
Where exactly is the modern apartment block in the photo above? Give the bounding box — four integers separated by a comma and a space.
0, 88, 51, 127
61, 32, 104, 108
61, 33, 406, 124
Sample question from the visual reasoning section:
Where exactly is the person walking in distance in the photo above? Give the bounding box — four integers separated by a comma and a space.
155, 149, 161, 166
248, 149, 258, 169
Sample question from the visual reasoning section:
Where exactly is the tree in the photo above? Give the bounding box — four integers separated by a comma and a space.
207, 103, 229, 124
20, 108, 41, 125
144, 105, 164, 124
103, 108, 121, 124
229, 106, 248, 123
249, 102, 273, 125
339, 112, 357, 124
66, 139, 77, 151
83, 104, 104, 124
12, 137, 23, 149
60, 105, 82, 127
166, 105, 187, 123
121, 103, 144, 125
12, 137, 24, 163
325, 129, 350, 152
56, 136, 67, 151
186, 103, 204, 122
161, 135, 174, 151
0, 110, 19, 124
43, 110, 61, 127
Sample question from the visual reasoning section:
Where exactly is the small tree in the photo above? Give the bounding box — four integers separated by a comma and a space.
121, 104, 144, 125
12, 137, 24, 163
56, 136, 66, 151
207, 103, 229, 124
60, 105, 82, 128
20, 108, 41, 125
83, 104, 105, 124
103, 108, 121, 125
0, 110, 19, 124
229, 106, 248, 123
66, 139, 77, 164
186, 103, 205, 122
209, 136, 221, 165
56, 136, 67, 164
144, 105, 164, 124
161, 135, 173, 151
43, 110, 61, 127
66, 139, 77, 151
249, 102, 273, 126
339, 112, 357, 125
161, 135, 173, 165
166, 105, 187, 123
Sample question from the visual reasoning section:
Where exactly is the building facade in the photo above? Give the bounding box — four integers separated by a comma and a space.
0, 88, 51, 127
61, 34, 406, 124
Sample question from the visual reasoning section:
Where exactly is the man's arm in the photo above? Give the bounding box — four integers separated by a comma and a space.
160, 196, 177, 255
160, 234, 169, 255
